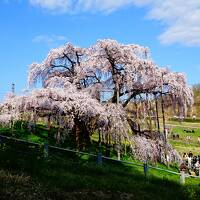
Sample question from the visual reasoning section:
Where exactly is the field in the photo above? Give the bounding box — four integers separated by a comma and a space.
166, 120, 200, 156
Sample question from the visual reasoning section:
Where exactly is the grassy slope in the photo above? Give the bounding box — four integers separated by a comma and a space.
0, 142, 200, 200
0, 123, 200, 199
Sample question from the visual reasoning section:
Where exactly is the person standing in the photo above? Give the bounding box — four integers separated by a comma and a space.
188, 156, 192, 169
188, 151, 193, 158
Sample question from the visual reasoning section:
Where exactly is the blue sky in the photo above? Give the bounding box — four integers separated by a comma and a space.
0, 0, 200, 100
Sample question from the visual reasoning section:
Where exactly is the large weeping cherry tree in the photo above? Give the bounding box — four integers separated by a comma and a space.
0, 85, 130, 150
0, 39, 193, 164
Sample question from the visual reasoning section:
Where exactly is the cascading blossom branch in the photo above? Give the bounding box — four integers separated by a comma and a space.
27, 39, 193, 110
131, 135, 182, 164
0, 83, 130, 141
162, 70, 193, 107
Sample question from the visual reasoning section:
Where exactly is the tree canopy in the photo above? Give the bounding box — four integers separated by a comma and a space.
0, 39, 193, 163
28, 39, 193, 108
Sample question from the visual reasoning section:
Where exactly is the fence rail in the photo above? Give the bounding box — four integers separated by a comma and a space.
0, 134, 200, 184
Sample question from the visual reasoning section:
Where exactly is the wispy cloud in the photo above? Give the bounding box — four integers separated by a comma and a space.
29, 0, 138, 13
29, 0, 71, 13
29, 0, 200, 47
4, 1, 200, 47
145, 0, 200, 46
32, 34, 67, 46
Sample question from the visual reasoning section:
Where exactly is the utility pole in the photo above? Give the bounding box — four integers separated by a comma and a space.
10, 83, 15, 135
11, 83, 15, 94
154, 92, 160, 133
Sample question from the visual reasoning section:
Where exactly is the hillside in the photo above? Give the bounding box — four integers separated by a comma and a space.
0, 135, 200, 200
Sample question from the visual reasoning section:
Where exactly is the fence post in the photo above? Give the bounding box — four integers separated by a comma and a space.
180, 171, 185, 185
97, 130, 102, 165
143, 162, 148, 179
97, 151, 102, 165
116, 144, 120, 161
44, 143, 49, 158
117, 149, 121, 161
97, 147, 102, 165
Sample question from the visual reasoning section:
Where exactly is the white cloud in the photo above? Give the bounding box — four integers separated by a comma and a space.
145, 0, 200, 46
32, 34, 67, 45
29, 0, 139, 13
29, 0, 71, 13
25, 1, 200, 46
75, 0, 137, 13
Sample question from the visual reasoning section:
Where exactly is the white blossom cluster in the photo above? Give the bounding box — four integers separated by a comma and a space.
28, 39, 193, 109
0, 84, 129, 141
132, 135, 182, 164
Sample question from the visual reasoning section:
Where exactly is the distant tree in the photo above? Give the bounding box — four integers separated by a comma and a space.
192, 84, 200, 116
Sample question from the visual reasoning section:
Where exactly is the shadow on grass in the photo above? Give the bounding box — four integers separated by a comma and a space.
0, 140, 200, 200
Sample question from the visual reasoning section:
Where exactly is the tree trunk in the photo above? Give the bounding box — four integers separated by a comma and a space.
74, 118, 91, 150
56, 115, 61, 144
47, 115, 51, 142
134, 97, 140, 132
161, 93, 166, 142
154, 94, 160, 133
76, 124, 81, 150
105, 133, 110, 157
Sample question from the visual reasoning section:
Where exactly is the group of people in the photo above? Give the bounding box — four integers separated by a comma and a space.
180, 151, 200, 176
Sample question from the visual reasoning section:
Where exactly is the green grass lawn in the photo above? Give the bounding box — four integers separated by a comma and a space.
0, 140, 200, 200
166, 123, 200, 156
0, 123, 200, 199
